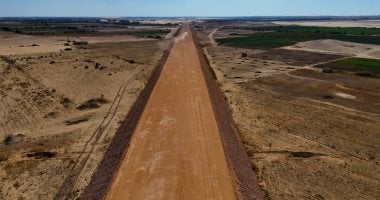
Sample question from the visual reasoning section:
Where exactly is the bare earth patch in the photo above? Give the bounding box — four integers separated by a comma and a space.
283, 39, 380, 59
197, 26, 380, 199
0, 38, 169, 199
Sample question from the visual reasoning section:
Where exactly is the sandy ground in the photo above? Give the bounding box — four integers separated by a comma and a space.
283, 39, 380, 59
0, 39, 168, 199
196, 26, 380, 199
204, 45, 343, 85
0, 33, 68, 56
273, 20, 380, 28
0, 31, 160, 56
229, 71, 380, 200
106, 24, 236, 200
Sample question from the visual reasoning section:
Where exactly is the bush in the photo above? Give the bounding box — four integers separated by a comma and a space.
60, 97, 73, 108
322, 68, 334, 73
3, 134, 14, 145
73, 41, 88, 45
0, 152, 10, 162
323, 95, 335, 99
1, 27, 12, 32
0, 56, 16, 65
76, 95, 109, 110
241, 52, 248, 57
147, 35, 162, 39
355, 71, 376, 78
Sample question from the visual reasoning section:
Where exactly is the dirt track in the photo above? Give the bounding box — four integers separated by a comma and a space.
105, 24, 237, 199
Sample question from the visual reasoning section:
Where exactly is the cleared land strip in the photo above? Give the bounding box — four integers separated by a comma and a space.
104, 24, 236, 199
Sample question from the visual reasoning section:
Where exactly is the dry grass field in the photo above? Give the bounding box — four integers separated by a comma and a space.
0, 23, 171, 198
1, 16, 380, 199
195, 20, 380, 200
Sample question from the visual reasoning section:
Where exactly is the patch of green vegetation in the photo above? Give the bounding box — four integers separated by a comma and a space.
125, 29, 170, 38
0, 18, 139, 36
0, 18, 176, 37
0, 55, 16, 65
217, 32, 380, 49
230, 26, 380, 36
335, 57, 380, 68
319, 57, 380, 78
0, 25, 93, 35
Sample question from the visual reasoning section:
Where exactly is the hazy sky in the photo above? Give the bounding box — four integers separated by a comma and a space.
0, 0, 379, 17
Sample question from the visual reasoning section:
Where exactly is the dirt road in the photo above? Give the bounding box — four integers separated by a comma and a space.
106, 24, 237, 199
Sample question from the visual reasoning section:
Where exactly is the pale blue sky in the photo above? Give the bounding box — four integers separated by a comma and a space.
0, 0, 379, 17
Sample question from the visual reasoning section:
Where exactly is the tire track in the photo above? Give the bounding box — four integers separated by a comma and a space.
81, 27, 181, 200
54, 51, 163, 200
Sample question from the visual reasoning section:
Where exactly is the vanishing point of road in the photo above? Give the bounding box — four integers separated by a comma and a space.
106, 23, 237, 200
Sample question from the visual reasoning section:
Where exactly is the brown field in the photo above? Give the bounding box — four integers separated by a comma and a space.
1, 17, 380, 200
0, 32, 155, 56
196, 21, 380, 200
0, 32, 170, 199
284, 39, 380, 59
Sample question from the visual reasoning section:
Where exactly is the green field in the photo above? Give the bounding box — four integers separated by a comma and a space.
0, 25, 92, 35
125, 29, 171, 38
229, 26, 380, 36
0, 24, 170, 38
0, 18, 171, 37
319, 58, 380, 78
217, 32, 380, 49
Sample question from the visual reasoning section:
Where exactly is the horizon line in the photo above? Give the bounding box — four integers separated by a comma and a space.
1, 15, 380, 18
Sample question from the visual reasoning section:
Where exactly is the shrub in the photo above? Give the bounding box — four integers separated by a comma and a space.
60, 97, 73, 108
0, 56, 16, 65
76, 96, 109, 110
73, 41, 88, 45
3, 134, 14, 145
323, 95, 335, 99
0, 152, 10, 162
322, 68, 334, 73
355, 71, 376, 78
241, 52, 248, 57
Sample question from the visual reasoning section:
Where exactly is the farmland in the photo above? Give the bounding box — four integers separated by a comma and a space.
0, 18, 174, 37
217, 31, 380, 49
195, 18, 380, 199
318, 57, 380, 77
223, 25, 380, 35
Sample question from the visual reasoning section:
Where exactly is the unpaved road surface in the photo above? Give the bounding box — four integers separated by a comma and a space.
106, 24, 237, 199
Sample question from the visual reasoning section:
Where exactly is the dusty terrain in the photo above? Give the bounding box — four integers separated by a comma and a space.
0, 28, 170, 199
106, 24, 237, 200
2, 17, 380, 200
196, 21, 380, 199
283, 39, 380, 59
0, 32, 156, 56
